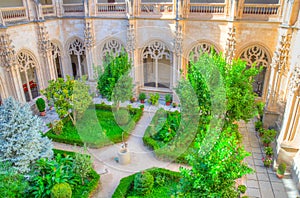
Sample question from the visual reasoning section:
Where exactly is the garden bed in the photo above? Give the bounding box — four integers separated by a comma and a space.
112, 167, 181, 198
45, 104, 143, 148
53, 149, 100, 198
143, 109, 195, 164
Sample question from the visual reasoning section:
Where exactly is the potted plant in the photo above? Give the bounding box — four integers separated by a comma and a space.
276, 163, 286, 179
149, 93, 159, 106
237, 184, 247, 195
36, 98, 46, 116
139, 93, 146, 103
262, 137, 272, 147
165, 94, 172, 106
262, 157, 272, 167
264, 146, 273, 157
255, 120, 263, 132
140, 104, 144, 111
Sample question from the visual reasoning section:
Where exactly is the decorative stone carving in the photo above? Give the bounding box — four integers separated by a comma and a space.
142, 41, 171, 60
126, 23, 135, 54
189, 42, 219, 62
101, 39, 124, 59
289, 65, 300, 93
69, 38, 85, 55
84, 21, 95, 49
225, 26, 236, 63
0, 34, 16, 68
240, 45, 270, 97
17, 51, 37, 72
278, 34, 292, 74
50, 42, 61, 59
38, 25, 51, 57
174, 23, 183, 56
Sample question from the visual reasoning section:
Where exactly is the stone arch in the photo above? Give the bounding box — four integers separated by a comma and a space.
16, 49, 40, 102
65, 37, 87, 79
99, 38, 126, 60
237, 43, 272, 98
50, 39, 64, 78
186, 40, 222, 62
141, 40, 172, 88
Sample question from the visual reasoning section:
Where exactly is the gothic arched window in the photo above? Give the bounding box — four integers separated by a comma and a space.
68, 38, 86, 79
239, 45, 270, 97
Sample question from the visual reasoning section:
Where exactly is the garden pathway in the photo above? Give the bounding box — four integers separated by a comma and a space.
239, 119, 300, 198
47, 104, 299, 198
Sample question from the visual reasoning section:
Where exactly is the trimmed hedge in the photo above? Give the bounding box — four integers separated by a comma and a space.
45, 104, 143, 148
53, 149, 100, 198
112, 167, 181, 198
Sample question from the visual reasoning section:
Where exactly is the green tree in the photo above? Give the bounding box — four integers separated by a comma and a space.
178, 124, 252, 197
42, 76, 92, 125
112, 71, 133, 110
97, 52, 132, 101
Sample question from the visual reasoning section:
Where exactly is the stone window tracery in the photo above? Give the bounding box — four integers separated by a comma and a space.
189, 42, 219, 62
17, 51, 39, 102
101, 39, 124, 60
239, 45, 270, 97
68, 38, 86, 79
51, 42, 63, 78
142, 41, 171, 88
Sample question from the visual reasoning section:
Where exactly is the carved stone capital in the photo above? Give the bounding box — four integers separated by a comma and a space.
0, 33, 17, 67
225, 26, 236, 63
84, 21, 95, 49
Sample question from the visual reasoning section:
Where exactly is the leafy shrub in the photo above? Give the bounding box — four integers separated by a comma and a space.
277, 163, 286, 175
73, 148, 93, 185
0, 161, 28, 197
115, 109, 130, 126
134, 171, 154, 195
155, 174, 166, 186
238, 185, 247, 194
51, 183, 72, 198
255, 120, 263, 131
138, 93, 146, 101
149, 93, 160, 106
264, 146, 273, 156
0, 97, 53, 173
36, 98, 46, 112
53, 120, 64, 135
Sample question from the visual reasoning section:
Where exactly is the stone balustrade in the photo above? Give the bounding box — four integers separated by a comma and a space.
0, 1, 285, 26
0, 6, 28, 26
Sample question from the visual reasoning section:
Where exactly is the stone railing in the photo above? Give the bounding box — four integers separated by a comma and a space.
0, 7, 28, 25
96, 3, 127, 16
42, 5, 56, 17
242, 4, 280, 16
62, 3, 84, 16
139, 2, 174, 17
189, 3, 226, 14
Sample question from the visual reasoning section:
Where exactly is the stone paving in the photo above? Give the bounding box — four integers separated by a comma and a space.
40, 100, 300, 198
239, 119, 300, 198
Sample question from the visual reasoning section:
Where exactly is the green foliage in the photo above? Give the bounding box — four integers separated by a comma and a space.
255, 120, 263, 131
42, 76, 92, 125
139, 93, 146, 101
0, 97, 53, 173
113, 168, 181, 198
112, 71, 133, 110
264, 146, 273, 156
149, 93, 160, 106
73, 147, 93, 185
139, 104, 144, 109
238, 185, 247, 194
277, 163, 286, 175
115, 109, 130, 126
53, 120, 64, 135
50, 183, 72, 198
178, 124, 253, 197
45, 104, 143, 148
98, 52, 132, 101
134, 171, 154, 195
0, 161, 28, 197
29, 153, 80, 197
36, 98, 46, 112
262, 129, 277, 145
165, 94, 172, 103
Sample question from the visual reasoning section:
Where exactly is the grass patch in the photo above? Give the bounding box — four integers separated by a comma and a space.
46, 104, 142, 148
53, 149, 100, 198
143, 109, 195, 163
112, 168, 181, 198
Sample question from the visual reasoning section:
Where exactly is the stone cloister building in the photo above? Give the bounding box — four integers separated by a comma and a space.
0, 0, 299, 190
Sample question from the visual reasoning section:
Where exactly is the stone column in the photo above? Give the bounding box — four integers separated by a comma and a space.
173, 21, 183, 88
84, 19, 96, 81
225, 25, 236, 64
126, 20, 137, 94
